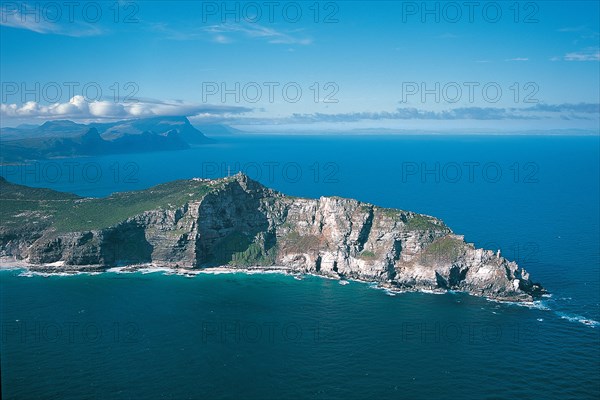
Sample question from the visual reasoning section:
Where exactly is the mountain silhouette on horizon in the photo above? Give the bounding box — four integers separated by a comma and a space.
0, 116, 213, 163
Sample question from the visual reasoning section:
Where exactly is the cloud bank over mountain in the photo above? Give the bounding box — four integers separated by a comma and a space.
0, 96, 251, 120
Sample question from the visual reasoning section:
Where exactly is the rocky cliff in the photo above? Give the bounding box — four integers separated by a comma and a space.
0, 174, 545, 301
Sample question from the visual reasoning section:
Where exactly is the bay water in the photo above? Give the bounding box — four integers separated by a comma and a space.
1, 135, 599, 399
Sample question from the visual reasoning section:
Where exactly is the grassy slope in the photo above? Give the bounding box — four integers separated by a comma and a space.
0, 177, 213, 232
377, 206, 446, 231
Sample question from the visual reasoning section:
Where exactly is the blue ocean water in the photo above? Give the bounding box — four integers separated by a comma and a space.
1, 135, 599, 399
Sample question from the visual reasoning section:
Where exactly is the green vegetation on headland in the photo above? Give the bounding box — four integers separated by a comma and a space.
419, 235, 464, 263
358, 250, 377, 260
210, 230, 277, 267
0, 177, 213, 232
377, 206, 445, 231
405, 214, 445, 231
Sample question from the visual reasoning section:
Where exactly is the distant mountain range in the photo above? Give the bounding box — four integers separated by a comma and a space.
0, 117, 240, 163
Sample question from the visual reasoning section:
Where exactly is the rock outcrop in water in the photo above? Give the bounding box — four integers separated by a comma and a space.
0, 174, 545, 301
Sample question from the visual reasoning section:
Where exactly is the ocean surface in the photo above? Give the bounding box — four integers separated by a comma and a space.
1, 135, 599, 399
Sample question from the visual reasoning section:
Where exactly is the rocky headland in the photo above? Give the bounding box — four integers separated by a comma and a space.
0, 174, 545, 301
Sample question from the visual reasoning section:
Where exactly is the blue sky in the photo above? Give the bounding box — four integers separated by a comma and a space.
1, 0, 599, 132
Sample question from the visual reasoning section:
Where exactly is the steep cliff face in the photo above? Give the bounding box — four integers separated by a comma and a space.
0, 174, 544, 301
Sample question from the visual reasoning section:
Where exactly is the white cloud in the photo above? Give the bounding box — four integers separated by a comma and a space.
557, 26, 587, 32
505, 58, 529, 62
89, 101, 128, 117
186, 103, 600, 127
0, 4, 104, 37
1, 96, 252, 120
438, 33, 459, 39
564, 48, 600, 61
151, 21, 312, 45
204, 23, 313, 45
212, 34, 231, 44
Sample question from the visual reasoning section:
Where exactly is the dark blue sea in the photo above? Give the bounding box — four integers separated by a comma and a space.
1, 135, 599, 399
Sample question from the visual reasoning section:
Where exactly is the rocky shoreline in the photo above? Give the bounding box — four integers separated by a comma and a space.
0, 257, 545, 303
